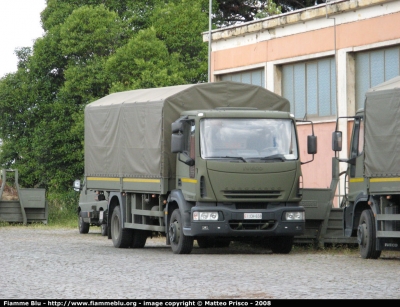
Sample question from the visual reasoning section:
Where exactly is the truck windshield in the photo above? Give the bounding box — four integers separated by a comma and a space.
200, 118, 298, 161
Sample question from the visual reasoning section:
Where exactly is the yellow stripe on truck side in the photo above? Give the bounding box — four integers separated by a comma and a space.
123, 178, 160, 183
349, 178, 364, 183
87, 177, 161, 183
87, 177, 120, 182
349, 177, 400, 183
181, 178, 197, 184
370, 177, 400, 183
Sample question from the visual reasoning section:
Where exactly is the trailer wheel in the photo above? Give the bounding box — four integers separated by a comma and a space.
101, 224, 108, 236
78, 215, 90, 234
269, 236, 294, 254
357, 209, 381, 259
111, 206, 133, 248
169, 209, 193, 254
131, 230, 148, 248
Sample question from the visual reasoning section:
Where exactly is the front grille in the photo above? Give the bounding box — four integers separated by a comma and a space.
223, 190, 281, 199
200, 176, 206, 198
229, 219, 275, 230
235, 203, 268, 210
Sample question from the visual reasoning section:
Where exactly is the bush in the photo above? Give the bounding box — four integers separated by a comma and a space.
46, 190, 79, 227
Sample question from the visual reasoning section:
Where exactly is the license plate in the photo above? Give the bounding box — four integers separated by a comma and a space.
244, 213, 262, 219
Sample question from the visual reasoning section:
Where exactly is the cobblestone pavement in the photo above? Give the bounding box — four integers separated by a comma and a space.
1, 226, 399, 300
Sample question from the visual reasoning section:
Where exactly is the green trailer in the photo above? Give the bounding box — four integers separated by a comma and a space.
0, 169, 47, 225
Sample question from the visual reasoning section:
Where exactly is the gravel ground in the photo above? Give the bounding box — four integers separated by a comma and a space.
1, 226, 399, 300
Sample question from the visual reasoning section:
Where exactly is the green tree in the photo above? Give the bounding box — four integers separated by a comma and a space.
213, 0, 325, 27
106, 27, 185, 92
151, 0, 209, 83
3, 0, 320, 192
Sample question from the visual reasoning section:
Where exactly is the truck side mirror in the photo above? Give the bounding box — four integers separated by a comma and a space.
307, 135, 317, 155
73, 179, 81, 192
172, 121, 184, 133
171, 133, 184, 153
332, 131, 342, 151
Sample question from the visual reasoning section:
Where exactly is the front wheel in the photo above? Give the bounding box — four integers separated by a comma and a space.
269, 236, 294, 254
110, 206, 133, 248
357, 209, 381, 259
78, 215, 90, 234
169, 209, 193, 254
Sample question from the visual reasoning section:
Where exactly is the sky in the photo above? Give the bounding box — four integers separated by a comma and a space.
0, 0, 47, 78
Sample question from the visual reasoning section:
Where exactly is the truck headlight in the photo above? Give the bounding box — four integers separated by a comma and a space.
193, 211, 219, 221
285, 211, 304, 221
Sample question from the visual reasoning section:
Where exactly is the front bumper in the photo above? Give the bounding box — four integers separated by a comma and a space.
184, 205, 305, 237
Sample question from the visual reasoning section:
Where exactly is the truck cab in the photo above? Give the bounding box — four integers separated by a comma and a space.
169, 108, 316, 253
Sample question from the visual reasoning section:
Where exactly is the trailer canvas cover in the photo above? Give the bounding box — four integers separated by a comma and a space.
84, 81, 290, 179
364, 75, 400, 177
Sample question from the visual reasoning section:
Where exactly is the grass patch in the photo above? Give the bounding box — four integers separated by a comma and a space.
46, 190, 78, 228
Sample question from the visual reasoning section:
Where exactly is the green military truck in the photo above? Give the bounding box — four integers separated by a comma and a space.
331, 75, 400, 259
295, 76, 400, 258
74, 81, 317, 254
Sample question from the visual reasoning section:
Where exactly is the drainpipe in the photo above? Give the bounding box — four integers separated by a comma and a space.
326, 1, 342, 207
208, 0, 212, 83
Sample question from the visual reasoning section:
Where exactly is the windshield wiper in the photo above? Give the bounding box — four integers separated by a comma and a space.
207, 156, 247, 162
259, 154, 286, 162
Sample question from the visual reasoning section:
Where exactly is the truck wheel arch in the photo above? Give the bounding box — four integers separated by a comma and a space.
165, 190, 193, 243
349, 197, 370, 237
107, 193, 124, 239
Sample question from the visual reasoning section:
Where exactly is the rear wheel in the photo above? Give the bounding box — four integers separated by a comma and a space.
78, 215, 90, 234
100, 223, 108, 236
110, 206, 133, 248
269, 236, 294, 254
169, 209, 193, 254
357, 209, 381, 259
131, 230, 148, 248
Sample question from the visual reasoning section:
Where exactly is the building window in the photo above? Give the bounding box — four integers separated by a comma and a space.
282, 57, 337, 119
355, 46, 400, 110
219, 69, 265, 87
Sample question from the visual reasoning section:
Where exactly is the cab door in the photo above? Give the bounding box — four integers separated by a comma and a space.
175, 120, 197, 201
347, 116, 367, 202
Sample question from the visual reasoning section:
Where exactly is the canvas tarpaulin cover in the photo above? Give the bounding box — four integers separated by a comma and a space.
84, 81, 290, 179
364, 75, 400, 177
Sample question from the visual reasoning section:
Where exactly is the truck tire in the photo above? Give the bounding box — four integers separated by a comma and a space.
357, 209, 381, 259
110, 206, 133, 248
131, 230, 148, 248
101, 224, 108, 236
78, 215, 90, 234
269, 236, 294, 254
169, 209, 193, 254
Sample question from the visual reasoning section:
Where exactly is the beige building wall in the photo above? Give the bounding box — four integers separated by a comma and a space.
204, 0, 400, 197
